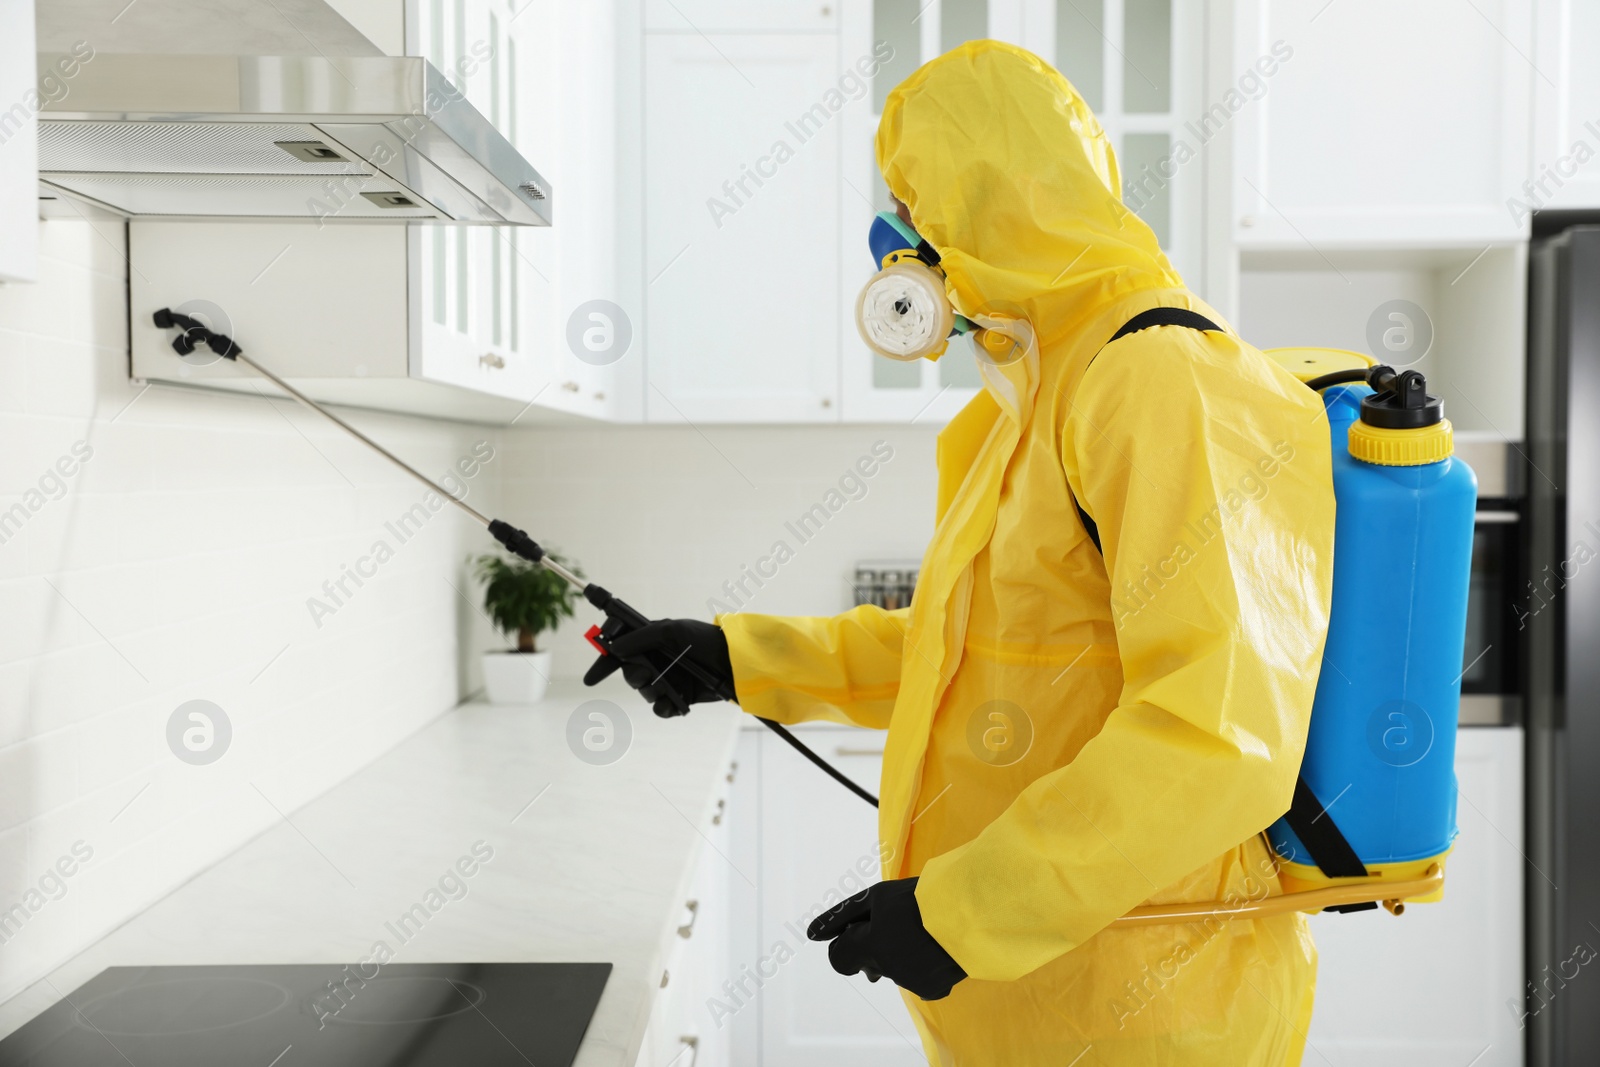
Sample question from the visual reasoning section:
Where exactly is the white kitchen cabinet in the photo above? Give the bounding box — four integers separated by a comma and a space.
643, 32, 843, 423
1232, 0, 1533, 249
637, 749, 738, 1067
838, 0, 983, 423
1305, 727, 1525, 1066
723, 725, 924, 1066
416, 0, 625, 422
405, 0, 624, 421
537, 0, 635, 421
723, 732, 764, 1062
1530, 0, 1600, 211
412, 0, 542, 402
126, 0, 620, 425
0, 0, 37, 285
1032, 0, 1206, 282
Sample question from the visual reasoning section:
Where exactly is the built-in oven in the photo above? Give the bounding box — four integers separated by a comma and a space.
1455, 438, 1523, 725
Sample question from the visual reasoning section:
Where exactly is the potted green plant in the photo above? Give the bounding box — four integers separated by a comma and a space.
472, 550, 584, 705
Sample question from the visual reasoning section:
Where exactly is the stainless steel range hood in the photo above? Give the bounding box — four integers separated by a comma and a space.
37, 54, 551, 225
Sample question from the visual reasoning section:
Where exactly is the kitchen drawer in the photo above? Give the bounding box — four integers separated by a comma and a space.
639, 922, 701, 1067
636, 763, 734, 1067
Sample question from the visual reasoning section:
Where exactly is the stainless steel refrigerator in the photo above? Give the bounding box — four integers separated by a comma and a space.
1525, 219, 1600, 1066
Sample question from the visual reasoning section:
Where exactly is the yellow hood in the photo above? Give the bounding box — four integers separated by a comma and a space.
875, 40, 1182, 351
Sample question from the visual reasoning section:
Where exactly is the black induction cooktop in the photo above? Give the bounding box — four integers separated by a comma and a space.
0, 962, 612, 1067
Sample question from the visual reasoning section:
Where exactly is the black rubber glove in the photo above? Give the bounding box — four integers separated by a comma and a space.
806, 877, 966, 1001
581, 618, 734, 718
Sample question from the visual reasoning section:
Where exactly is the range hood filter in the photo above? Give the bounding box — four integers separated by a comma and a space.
40, 121, 436, 219
37, 55, 551, 226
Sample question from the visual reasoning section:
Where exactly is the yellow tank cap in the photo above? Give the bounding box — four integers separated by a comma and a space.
1264, 347, 1377, 384
1348, 418, 1455, 466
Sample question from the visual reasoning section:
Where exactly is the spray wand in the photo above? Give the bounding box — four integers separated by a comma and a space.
151, 309, 879, 808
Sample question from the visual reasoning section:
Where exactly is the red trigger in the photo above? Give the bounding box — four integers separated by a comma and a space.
584, 624, 607, 654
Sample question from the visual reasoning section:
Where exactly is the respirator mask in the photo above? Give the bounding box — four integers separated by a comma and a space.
854, 211, 1033, 367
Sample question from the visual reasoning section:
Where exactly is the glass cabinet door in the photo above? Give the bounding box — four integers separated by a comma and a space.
411, 0, 540, 401
842, 0, 996, 421
1054, 0, 1200, 280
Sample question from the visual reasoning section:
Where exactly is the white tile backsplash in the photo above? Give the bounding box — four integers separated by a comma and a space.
495, 422, 941, 678
0, 220, 500, 1001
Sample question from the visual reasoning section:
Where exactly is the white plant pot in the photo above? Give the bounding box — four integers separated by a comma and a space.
481, 650, 553, 706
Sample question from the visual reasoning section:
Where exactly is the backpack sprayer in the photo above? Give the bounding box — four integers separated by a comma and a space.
1110, 347, 1475, 927
149, 308, 879, 809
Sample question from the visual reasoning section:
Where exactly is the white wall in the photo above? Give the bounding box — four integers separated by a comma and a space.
497, 422, 941, 679
0, 219, 499, 1002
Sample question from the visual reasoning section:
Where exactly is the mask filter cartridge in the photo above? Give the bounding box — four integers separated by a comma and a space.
855, 259, 954, 362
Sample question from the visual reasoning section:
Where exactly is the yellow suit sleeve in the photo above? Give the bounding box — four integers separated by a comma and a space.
715, 605, 910, 730
915, 329, 1335, 982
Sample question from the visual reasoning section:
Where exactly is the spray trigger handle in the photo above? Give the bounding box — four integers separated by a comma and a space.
584, 625, 607, 654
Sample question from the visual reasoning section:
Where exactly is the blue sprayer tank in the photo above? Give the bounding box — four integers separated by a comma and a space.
1264, 350, 1477, 896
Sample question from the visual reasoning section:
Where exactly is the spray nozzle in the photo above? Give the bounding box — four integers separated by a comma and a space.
152, 308, 242, 360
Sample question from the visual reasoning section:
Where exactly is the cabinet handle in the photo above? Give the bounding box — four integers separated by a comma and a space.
479, 352, 505, 369
726, 760, 738, 784
677, 899, 699, 939
561, 380, 580, 392
660, 968, 670, 988
670, 1036, 699, 1067
821, 396, 833, 408
835, 747, 885, 757
711, 798, 726, 825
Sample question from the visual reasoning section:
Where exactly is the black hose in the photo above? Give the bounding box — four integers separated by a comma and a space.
1303, 368, 1370, 392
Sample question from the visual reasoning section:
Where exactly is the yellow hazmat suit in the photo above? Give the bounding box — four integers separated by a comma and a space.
718, 41, 1336, 1066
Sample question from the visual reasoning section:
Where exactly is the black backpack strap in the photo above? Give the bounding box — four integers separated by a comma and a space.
1073, 307, 1372, 893
1282, 777, 1371, 884
1104, 306, 1223, 345
1073, 501, 1101, 554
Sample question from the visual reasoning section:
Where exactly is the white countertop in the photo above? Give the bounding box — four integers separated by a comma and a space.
0, 683, 744, 1067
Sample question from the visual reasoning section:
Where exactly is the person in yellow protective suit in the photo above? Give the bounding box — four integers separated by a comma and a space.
586, 39, 1336, 1066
